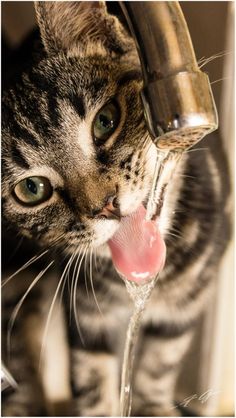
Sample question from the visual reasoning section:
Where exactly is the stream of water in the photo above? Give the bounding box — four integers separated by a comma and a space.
119, 150, 183, 416
119, 276, 158, 416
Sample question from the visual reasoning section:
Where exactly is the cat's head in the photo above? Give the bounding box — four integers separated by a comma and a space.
2, 2, 173, 254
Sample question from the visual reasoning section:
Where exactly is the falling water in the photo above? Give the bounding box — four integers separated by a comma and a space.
120, 276, 159, 416
119, 150, 184, 416
146, 150, 183, 221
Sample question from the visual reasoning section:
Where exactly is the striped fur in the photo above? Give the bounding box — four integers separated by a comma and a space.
2, 2, 230, 417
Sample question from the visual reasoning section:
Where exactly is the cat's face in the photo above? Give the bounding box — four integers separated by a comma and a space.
2, 3, 160, 253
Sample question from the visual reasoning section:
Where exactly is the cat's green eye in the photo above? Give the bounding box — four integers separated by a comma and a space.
13, 176, 52, 206
93, 100, 120, 145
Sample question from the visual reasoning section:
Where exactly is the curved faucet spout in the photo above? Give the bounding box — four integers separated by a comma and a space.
119, 1, 218, 150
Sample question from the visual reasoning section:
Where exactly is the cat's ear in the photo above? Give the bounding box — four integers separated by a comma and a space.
34, 1, 132, 55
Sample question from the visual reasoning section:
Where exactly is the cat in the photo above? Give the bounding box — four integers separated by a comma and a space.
2, 2, 230, 417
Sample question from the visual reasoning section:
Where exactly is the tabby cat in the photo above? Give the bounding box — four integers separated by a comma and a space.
2, 2, 230, 417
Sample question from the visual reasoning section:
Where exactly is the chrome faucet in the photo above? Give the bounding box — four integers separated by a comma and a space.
120, 1, 218, 150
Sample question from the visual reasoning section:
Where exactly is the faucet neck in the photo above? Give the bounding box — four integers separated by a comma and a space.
119, 1, 218, 149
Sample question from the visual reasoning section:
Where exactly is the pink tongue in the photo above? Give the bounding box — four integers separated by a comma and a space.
108, 205, 166, 284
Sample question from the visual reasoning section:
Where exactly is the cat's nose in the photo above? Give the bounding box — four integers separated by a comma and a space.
92, 194, 121, 220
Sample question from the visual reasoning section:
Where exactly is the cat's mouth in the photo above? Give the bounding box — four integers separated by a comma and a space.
108, 205, 166, 284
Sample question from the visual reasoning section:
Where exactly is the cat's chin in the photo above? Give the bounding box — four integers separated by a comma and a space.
92, 219, 121, 250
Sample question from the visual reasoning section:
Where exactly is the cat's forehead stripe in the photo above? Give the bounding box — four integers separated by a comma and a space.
67, 92, 86, 119
11, 142, 30, 170
3, 102, 39, 148
12, 118, 39, 148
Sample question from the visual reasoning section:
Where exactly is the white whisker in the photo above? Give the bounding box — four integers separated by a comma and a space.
39, 254, 75, 368
178, 174, 197, 180
93, 247, 99, 272
2, 233, 65, 289
89, 249, 103, 317
59, 250, 78, 310
72, 246, 88, 345
166, 231, 183, 240
7, 261, 54, 359
183, 147, 208, 155
198, 50, 231, 69
69, 246, 84, 322
2, 250, 49, 288
211, 77, 229, 86
83, 249, 90, 299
